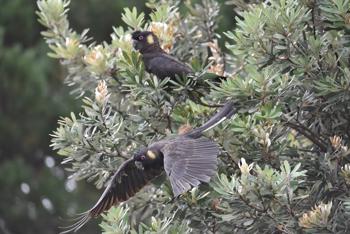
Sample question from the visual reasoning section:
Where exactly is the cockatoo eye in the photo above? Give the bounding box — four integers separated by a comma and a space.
140, 155, 146, 160
138, 35, 144, 40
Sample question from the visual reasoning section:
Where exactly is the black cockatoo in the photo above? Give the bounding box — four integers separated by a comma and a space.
60, 101, 234, 233
131, 30, 193, 79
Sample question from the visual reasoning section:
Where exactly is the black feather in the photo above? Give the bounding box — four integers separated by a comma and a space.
60, 157, 162, 233
161, 137, 219, 196
60, 102, 234, 233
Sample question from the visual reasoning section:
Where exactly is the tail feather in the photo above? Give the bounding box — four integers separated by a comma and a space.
59, 211, 92, 234
185, 101, 234, 138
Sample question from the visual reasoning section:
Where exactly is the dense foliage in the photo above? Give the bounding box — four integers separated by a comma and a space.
0, 1, 77, 233
0, 1, 146, 233
39, 0, 350, 233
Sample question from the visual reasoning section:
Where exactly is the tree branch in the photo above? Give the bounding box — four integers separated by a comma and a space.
283, 121, 328, 152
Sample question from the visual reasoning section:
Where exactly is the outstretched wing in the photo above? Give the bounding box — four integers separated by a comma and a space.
60, 158, 163, 233
147, 53, 193, 79
162, 137, 219, 197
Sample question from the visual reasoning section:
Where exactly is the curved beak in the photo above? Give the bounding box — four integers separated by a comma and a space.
132, 40, 139, 50
135, 161, 143, 169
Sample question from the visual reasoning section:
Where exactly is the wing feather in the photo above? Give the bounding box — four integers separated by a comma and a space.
162, 137, 219, 196
60, 158, 163, 233
146, 53, 193, 79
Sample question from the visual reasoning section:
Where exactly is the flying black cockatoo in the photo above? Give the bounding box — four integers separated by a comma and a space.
60, 101, 234, 233
131, 30, 193, 79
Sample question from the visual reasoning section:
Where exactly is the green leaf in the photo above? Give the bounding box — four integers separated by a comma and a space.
121, 7, 145, 29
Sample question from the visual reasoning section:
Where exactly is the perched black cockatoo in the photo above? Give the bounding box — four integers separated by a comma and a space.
60, 101, 234, 233
131, 30, 193, 79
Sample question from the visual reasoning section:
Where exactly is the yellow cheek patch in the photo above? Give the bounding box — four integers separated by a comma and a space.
147, 150, 157, 159
147, 34, 154, 44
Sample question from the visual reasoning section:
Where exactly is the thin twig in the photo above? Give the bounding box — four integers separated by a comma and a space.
284, 121, 328, 152
238, 194, 265, 213
197, 98, 224, 108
